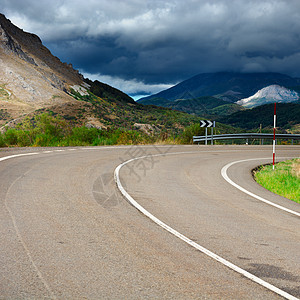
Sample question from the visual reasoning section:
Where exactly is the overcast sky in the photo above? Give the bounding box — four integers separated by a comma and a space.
2, 0, 300, 98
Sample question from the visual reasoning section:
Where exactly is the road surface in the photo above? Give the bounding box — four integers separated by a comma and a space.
0, 145, 299, 299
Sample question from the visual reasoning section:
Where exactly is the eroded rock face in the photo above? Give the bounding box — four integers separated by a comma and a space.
0, 15, 37, 65
0, 13, 84, 93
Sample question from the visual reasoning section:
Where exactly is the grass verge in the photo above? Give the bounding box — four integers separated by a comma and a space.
253, 159, 300, 203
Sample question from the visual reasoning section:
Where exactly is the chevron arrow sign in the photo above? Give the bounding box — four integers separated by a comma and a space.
200, 120, 214, 127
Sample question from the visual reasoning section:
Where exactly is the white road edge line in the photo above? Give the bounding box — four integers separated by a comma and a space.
114, 153, 299, 300
221, 158, 300, 217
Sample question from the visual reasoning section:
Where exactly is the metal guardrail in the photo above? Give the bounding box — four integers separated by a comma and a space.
193, 133, 300, 143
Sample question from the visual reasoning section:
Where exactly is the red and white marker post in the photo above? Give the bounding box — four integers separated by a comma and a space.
273, 103, 276, 170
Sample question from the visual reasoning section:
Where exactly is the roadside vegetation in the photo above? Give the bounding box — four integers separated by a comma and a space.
0, 113, 152, 147
0, 113, 205, 147
0, 103, 248, 148
0, 111, 296, 147
253, 159, 300, 203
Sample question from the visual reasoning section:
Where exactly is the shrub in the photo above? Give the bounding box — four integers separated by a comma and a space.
16, 131, 32, 147
178, 123, 205, 144
4, 129, 18, 146
35, 113, 69, 138
117, 130, 143, 145
33, 133, 57, 147
70, 127, 100, 144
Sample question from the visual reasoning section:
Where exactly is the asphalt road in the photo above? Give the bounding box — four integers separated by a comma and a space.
0, 145, 299, 299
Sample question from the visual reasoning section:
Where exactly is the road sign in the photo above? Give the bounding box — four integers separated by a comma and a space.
200, 120, 214, 127
200, 120, 216, 145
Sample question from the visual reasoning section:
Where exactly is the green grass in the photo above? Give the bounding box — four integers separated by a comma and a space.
254, 159, 300, 203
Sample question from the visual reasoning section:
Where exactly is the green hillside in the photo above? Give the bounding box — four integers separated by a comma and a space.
84, 78, 136, 105
72, 80, 204, 131
139, 96, 245, 117
218, 103, 300, 130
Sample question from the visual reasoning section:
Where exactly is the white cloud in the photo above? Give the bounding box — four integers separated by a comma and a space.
81, 71, 174, 96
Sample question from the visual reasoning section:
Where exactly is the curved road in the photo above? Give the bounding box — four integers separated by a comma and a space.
0, 145, 299, 299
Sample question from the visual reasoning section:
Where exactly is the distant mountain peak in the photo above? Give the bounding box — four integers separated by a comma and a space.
138, 72, 300, 105
236, 85, 299, 108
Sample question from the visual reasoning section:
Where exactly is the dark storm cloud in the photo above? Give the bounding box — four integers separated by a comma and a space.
2, 0, 300, 95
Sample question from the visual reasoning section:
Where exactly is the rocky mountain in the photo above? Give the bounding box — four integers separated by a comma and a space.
0, 13, 135, 128
0, 13, 85, 121
236, 85, 299, 108
138, 72, 300, 104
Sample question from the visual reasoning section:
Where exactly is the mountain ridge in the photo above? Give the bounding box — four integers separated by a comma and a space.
138, 72, 300, 104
